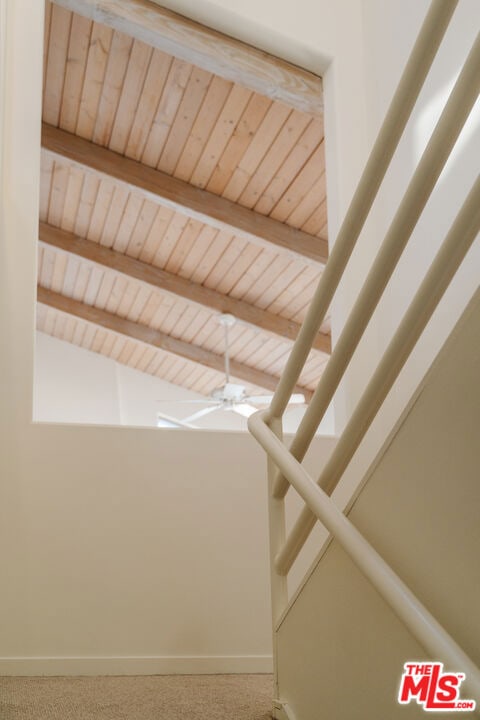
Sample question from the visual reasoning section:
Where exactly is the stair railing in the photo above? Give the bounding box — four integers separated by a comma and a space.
248, 0, 480, 702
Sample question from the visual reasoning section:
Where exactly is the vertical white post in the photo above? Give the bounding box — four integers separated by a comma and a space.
267, 416, 288, 704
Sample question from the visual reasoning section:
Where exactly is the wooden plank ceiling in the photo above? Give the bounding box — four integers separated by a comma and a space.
37, 0, 330, 401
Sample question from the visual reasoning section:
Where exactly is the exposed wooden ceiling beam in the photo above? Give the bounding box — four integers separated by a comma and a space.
37, 286, 313, 401
42, 123, 329, 267
40, 223, 331, 354
50, 0, 323, 115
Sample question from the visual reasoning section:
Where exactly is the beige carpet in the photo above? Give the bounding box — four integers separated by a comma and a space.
0, 674, 273, 719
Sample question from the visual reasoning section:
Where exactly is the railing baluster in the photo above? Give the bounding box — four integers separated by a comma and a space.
273, 31, 480, 500
274, 175, 480, 574
248, 0, 480, 705
267, 0, 458, 423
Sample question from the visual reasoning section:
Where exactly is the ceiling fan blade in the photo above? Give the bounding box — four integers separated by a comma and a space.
288, 393, 306, 405
243, 394, 274, 404
244, 393, 305, 406
232, 403, 258, 418
157, 399, 220, 405
182, 404, 222, 423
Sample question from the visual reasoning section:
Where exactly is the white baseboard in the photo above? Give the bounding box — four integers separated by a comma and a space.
0, 655, 273, 676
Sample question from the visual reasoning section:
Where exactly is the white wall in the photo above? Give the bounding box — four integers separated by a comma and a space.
0, 0, 362, 675
34, 332, 336, 434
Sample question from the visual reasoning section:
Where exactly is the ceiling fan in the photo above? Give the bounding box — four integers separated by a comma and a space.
158, 314, 305, 426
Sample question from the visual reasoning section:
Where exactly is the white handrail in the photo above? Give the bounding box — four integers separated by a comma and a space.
274, 175, 480, 574
267, 0, 458, 421
248, 0, 480, 700
273, 31, 480, 500
248, 410, 480, 702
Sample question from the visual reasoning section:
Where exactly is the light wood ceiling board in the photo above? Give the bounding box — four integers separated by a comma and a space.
124, 48, 173, 160
76, 22, 114, 139
116, 277, 141, 318
125, 341, 148, 369
124, 200, 160, 260
189, 84, 252, 189
149, 292, 177, 331
171, 361, 206, 389
226, 325, 260, 358
301, 199, 328, 237
40, 154, 55, 222
266, 264, 319, 318
151, 212, 190, 269
206, 94, 272, 196
252, 257, 308, 311
269, 145, 325, 224
43, 2, 53, 97
72, 260, 93, 301
253, 121, 324, 217
42, 125, 329, 265
138, 205, 176, 264
37, 222, 330, 351
168, 303, 205, 342
135, 345, 157, 372
141, 347, 164, 375
51, 251, 68, 293
244, 255, 305, 309
87, 177, 117, 241
136, 289, 164, 327
179, 307, 211, 344
117, 337, 137, 364
247, 336, 291, 372
37, 287, 312, 397
202, 236, 252, 292
157, 66, 213, 175
104, 274, 128, 314
92, 29, 134, 146
197, 319, 247, 358
40, 245, 56, 288
140, 57, 194, 168
94, 268, 117, 310
286, 172, 327, 229
187, 230, 233, 285
112, 193, 144, 253
211, 243, 264, 297
73, 171, 101, 238
61, 165, 85, 233
173, 75, 233, 182
232, 330, 271, 365
62, 254, 81, 296
109, 333, 128, 360
71, 317, 89, 346
221, 102, 292, 203
108, 39, 153, 154
83, 264, 105, 306
44, 4, 72, 126
51, 0, 323, 114
91, 326, 108, 353
59, 12, 93, 133
237, 111, 314, 209
227, 246, 276, 301
48, 160, 69, 227
163, 218, 204, 275
63, 315, 78, 343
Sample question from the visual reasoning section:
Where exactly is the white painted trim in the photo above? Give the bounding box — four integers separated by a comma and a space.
0, 655, 273, 676
273, 699, 297, 720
